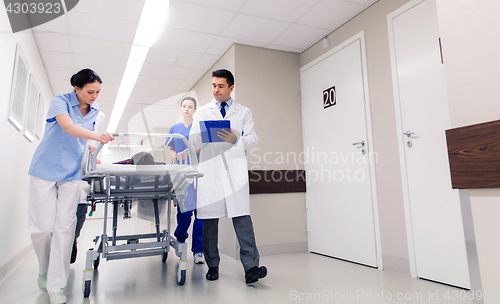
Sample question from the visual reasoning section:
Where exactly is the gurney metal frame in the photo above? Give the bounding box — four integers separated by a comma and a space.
80, 133, 203, 297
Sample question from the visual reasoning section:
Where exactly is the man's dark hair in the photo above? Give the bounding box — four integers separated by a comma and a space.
212, 69, 234, 87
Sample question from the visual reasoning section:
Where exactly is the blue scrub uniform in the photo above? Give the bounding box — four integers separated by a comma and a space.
28, 91, 99, 295
167, 122, 203, 254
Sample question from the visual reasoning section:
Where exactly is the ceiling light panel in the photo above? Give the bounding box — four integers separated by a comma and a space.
94, 71, 124, 85
33, 33, 71, 52
181, 0, 247, 12
272, 24, 330, 50
195, 54, 222, 70
204, 37, 266, 56
297, 0, 365, 30
154, 27, 217, 53
70, 0, 145, 22
163, 1, 236, 35
347, 0, 378, 5
130, 86, 173, 99
68, 12, 138, 43
124, 45, 149, 75
32, 13, 68, 34
176, 80, 196, 91
133, 0, 171, 47
41, 51, 72, 68
72, 54, 127, 74
221, 14, 290, 44
240, 0, 318, 23
134, 76, 182, 90
46, 66, 75, 81
140, 63, 190, 79
70, 36, 132, 60
184, 68, 207, 82
145, 48, 203, 67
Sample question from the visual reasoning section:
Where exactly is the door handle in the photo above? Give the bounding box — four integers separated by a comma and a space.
353, 140, 365, 147
404, 131, 415, 138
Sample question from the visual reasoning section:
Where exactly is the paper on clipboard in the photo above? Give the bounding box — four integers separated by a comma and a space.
200, 120, 231, 143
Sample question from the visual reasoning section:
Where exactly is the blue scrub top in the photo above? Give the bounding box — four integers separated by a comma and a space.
166, 122, 198, 212
166, 122, 200, 163
29, 91, 99, 182
167, 122, 191, 153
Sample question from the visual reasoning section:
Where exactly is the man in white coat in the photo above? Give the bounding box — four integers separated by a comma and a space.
189, 69, 267, 284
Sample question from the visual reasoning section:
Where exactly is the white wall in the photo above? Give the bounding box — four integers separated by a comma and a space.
0, 11, 54, 273
436, 0, 500, 298
234, 45, 307, 255
301, 0, 412, 274
190, 44, 307, 257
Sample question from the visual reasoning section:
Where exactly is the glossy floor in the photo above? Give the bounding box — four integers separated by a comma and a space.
0, 218, 475, 304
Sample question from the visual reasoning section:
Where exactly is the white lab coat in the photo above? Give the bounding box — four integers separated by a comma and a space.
189, 99, 258, 219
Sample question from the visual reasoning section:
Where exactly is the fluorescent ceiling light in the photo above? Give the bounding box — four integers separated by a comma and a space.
106, 0, 170, 133
124, 45, 149, 75
134, 0, 171, 47
106, 74, 139, 133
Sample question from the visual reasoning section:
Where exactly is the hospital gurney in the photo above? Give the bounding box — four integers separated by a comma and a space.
80, 133, 203, 297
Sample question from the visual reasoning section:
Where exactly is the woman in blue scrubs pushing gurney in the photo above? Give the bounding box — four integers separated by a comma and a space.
167, 96, 205, 264
28, 69, 114, 304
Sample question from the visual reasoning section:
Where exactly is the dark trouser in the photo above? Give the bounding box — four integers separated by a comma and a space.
174, 207, 203, 253
74, 204, 88, 240
202, 215, 259, 272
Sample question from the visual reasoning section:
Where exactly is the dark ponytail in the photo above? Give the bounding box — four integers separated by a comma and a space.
70, 68, 102, 88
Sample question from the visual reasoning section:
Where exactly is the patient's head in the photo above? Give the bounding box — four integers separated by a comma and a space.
127, 151, 155, 165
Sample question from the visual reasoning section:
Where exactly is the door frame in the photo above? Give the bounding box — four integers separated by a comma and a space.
387, 0, 432, 278
300, 31, 383, 269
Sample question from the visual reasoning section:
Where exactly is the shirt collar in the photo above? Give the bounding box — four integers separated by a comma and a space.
216, 98, 233, 109
70, 90, 99, 111
70, 91, 79, 108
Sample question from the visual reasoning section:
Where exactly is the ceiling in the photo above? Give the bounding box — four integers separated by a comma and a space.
32, 0, 377, 133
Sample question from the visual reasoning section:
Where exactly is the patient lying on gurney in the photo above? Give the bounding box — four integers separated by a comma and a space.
122, 151, 167, 221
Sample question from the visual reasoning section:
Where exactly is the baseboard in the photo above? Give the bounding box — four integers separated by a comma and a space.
224, 241, 308, 260
0, 244, 33, 282
258, 241, 308, 256
382, 254, 410, 275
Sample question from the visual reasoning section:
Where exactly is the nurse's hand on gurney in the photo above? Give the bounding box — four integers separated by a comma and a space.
94, 132, 114, 144
56, 114, 114, 144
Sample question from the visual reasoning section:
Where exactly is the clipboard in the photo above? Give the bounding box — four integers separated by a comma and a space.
200, 120, 231, 143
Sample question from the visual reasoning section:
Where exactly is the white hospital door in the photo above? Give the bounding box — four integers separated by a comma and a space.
300, 33, 379, 267
388, 0, 470, 288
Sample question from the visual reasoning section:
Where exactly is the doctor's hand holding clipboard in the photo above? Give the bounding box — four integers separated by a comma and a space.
199, 120, 237, 144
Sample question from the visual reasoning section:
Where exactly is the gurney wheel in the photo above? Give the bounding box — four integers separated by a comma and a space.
83, 280, 91, 297
162, 251, 168, 262
176, 264, 186, 285
94, 255, 100, 269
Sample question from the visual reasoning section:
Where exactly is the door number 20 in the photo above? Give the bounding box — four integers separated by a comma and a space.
323, 86, 336, 109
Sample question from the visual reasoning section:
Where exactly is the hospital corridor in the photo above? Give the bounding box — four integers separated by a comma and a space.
1, 0, 500, 304
0, 215, 481, 304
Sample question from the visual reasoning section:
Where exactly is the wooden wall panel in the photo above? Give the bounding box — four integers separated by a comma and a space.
446, 119, 500, 189
248, 170, 306, 194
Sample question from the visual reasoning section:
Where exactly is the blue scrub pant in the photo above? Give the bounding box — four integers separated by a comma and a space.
174, 206, 203, 254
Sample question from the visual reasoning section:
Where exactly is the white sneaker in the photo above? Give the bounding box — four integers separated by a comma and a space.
37, 274, 47, 291
49, 292, 67, 304
194, 252, 205, 264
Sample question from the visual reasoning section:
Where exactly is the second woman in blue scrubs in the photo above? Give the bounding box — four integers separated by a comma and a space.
167, 97, 204, 264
